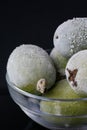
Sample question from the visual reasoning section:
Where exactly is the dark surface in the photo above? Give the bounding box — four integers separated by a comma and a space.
0, 1, 87, 130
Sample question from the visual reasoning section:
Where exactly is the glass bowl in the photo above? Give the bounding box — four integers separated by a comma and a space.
6, 73, 87, 130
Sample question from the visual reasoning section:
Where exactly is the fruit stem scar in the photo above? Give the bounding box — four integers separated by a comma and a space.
36, 79, 47, 93
67, 68, 78, 87
56, 35, 58, 39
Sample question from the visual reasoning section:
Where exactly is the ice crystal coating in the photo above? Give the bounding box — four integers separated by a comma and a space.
50, 48, 68, 75
65, 50, 87, 96
7, 44, 56, 94
54, 18, 87, 58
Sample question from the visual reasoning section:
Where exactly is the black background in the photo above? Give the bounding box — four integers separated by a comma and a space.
0, 1, 87, 130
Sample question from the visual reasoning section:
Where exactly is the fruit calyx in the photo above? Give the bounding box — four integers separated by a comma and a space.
37, 78, 47, 93
67, 68, 78, 87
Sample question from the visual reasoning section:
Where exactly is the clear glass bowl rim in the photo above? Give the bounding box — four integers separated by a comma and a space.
6, 72, 87, 102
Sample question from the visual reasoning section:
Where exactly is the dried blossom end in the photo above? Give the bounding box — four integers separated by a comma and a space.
37, 79, 47, 93
67, 68, 78, 87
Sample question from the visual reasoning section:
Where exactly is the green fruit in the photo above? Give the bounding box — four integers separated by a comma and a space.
7, 44, 56, 95
53, 18, 87, 58
65, 50, 87, 96
50, 48, 68, 76
40, 79, 87, 126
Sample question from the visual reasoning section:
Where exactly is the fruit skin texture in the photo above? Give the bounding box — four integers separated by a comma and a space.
53, 18, 87, 58
50, 48, 68, 76
40, 79, 87, 126
65, 50, 87, 96
7, 44, 56, 94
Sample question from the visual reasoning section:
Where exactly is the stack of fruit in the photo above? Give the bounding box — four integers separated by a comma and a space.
6, 18, 87, 125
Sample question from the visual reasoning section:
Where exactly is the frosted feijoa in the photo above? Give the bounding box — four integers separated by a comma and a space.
50, 48, 68, 76
65, 50, 87, 96
53, 18, 87, 58
7, 44, 56, 94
